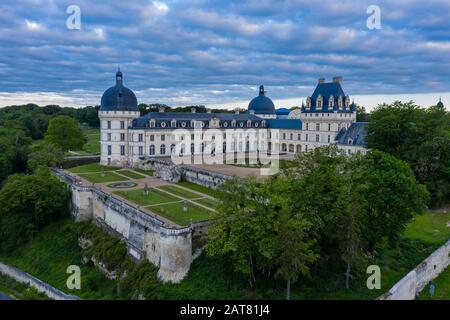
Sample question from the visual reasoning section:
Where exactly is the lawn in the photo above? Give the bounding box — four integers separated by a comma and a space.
193, 197, 218, 209
157, 185, 204, 199
134, 168, 154, 176
117, 170, 147, 179
114, 188, 179, 206
68, 163, 119, 174
403, 210, 450, 246
81, 127, 100, 155
177, 181, 218, 198
79, 172, 129, 183
148, 202, 214, 226
418, 266, 450, 300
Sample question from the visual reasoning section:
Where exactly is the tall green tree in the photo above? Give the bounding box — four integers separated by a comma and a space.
354, 150, 429, 251
45, 115, 85, 152
366, 101, 450, 206
0, 167, 70, 253
27, 143, 65, 171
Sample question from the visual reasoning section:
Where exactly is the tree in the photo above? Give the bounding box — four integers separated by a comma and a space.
365, 101, 450, 206
0, 167, 70, 253
354, 150, 429, 251
206, 176, 267, 287
45, 115, 85, 151
27, 143, 65, 171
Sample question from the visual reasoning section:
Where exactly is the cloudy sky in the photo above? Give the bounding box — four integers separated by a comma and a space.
0, 0, 449, 110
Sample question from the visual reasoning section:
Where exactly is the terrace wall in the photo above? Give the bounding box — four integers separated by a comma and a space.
379, 239, 450, 300
53, 168, 193, 283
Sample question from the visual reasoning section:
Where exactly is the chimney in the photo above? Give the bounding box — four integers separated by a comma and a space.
158, 106, 165, 113
333, 76, 343, 84
235, 108, 240, 115
318, 78, 325, 84
191, 107, 196, 113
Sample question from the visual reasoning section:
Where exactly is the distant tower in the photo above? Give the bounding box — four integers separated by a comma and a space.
99, 69, 140, 167
437, 97, 444, 109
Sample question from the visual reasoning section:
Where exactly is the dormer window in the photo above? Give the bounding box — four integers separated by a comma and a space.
261, 120, 266, 127
317, 95, 323, 110
306, 97, 311, 108
338, 96, 343, 109
231, 120, 236, 127
223, 121, 228, 128
348, 139, 353, 145
149, 119, 155, 128
161, 121, 167, 128
329, 96, 334, 108
345, 96, 350, 108
171, 119, 177, 127
247, 120, 251, 127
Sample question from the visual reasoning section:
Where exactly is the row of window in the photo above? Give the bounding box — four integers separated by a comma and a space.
148, 119, 266, 129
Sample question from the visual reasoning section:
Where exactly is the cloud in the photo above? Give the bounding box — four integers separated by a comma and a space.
0, 0, 448, 109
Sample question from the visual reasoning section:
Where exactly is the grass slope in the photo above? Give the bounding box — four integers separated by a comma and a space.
114, 188, 179, 206
68, 163, 118, 174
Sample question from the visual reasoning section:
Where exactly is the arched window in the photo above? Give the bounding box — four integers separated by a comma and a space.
247, 120, 251, 127
191, 143, 195, 154
149, 145, 155, 155
171, 119, 177, 127
231, 120, 236, 127
160, 144, 166, 155
149, 119, 155, 128
180, 143, 185, 155
170, 144, 175, 154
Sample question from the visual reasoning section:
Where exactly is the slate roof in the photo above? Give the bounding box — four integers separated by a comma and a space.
335, 122, 368, 146
131, 112, 266, 129
302, 81, 356, 113
100, 70, 139, 112
248, 85, 276, 115
265, 119, 302, 129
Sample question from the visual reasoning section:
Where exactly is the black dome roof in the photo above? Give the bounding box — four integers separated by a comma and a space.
248, 85, 275, 114
100, 70, 138, 111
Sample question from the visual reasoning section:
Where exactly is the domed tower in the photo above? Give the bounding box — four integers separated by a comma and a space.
99, 69, 140, 167
248, 85, 276, 119
437, 98, 444, 109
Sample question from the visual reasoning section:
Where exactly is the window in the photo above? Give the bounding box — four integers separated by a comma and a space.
120, 121, 125, 129
171, 144, 176, 154
306, 123, 309, 130
161, 135, 165, 141
290, 133, 293, 140
328, 123, 331, 131
120, 145, 125, 156
150, 135, 154, 142
139, 146, 143, 156
107, 145, 112, 156
298, 134, 301, 141
120, 133, 125, 141
283, 133, 286, 140
316, 123, 320, 131
160, 144, 166, 155
328, 135, 331, 143
191, 134, 195, 141
107, 121, 111, 129
316, 134, 320, 142
306, 134, 309, 141
138, 134, 143, 142
149, 145, 155, 155
191, 143, 195, 154
107, 133, 111, 141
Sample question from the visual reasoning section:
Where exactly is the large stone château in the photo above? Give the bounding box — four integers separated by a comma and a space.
99, 70, 367, 167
